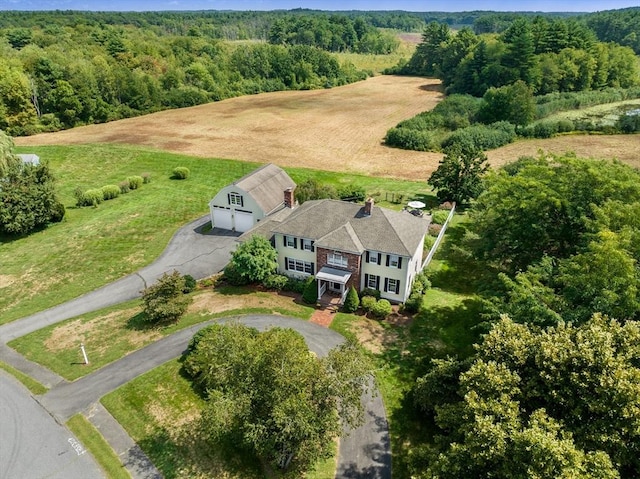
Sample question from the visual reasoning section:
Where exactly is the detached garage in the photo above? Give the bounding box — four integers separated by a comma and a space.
209, 164, 296, 233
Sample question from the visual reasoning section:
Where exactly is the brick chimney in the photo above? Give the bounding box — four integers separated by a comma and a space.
364, 197, 374, 216
284, 187, 295, 209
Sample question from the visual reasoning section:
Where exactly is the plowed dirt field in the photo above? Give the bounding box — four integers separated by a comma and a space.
16, 75, 640, 179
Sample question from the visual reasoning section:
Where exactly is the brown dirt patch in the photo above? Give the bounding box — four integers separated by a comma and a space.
0, 274, 16, 289
349, 317, 399, 355
188, 289, 304, 316
44, 307, 158, 353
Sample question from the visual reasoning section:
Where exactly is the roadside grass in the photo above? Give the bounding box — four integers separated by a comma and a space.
0, 360, 48, 395
66, 414, 131, 479
1, 144, 431, 324
102, 358, 337, 479
9, 287, 314, 381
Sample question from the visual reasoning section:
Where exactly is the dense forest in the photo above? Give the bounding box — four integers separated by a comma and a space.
386, 12, 640, 152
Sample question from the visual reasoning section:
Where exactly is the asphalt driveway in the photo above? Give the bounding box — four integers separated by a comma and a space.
0, 215, 238, 343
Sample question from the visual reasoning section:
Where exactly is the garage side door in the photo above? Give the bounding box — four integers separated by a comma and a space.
213, 208, 233, 230
234, 211, 254, 233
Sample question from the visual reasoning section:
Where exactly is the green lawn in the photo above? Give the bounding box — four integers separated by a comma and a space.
2, 144, 431, 324
66, 414, 131, 479
9, 287, 314, 381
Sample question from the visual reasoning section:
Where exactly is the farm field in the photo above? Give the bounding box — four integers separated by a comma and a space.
16, 75, 640, 179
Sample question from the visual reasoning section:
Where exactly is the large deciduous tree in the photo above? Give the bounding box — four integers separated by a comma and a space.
412, 315, 640, 479
183, 323, 372, 473
223, 234, 278, 285
427, 139, 489, 205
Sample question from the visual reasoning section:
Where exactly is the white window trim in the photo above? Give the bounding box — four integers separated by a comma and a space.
389, 254, 400, 268
386, 278, 399, 294
328, 251, 348, 268
286, 258, 313, 274
229, 192, 243, 206
368, 251, 380, 264
302, 239, 313, 251
367, 274, 379, 289
286, 236, 296, 248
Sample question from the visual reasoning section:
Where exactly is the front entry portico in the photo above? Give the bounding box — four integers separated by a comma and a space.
316, 266, 352, 304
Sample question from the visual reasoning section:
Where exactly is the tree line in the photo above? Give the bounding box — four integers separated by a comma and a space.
0, 16, 371, 135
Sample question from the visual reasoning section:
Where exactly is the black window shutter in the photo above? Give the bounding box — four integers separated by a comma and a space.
227, 193, 231, 205
283, 235, 287, 247
311, 241, 315, 252
294, 238, 298, 249
398, 257, 403, 269
311, 263, 315, 275
365, 273, 369, 287
366, 251, 370, 262
377, 254, 381, 265
240, 196, 244, 207
384, 278, 389, 292
285, 257, 290, 270
386, 255, 390, 267
376, 276, 380, 290
395, 280, 400, 294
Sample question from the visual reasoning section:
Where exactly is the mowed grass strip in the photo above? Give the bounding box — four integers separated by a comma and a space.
0, 360, 48, 395
2, 144, 429, 324
66, 414, 131, 479
101, 358, 264, 479
9, 287, 314, 381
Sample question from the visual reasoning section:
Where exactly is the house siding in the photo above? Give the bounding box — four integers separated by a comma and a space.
274, 233, 316, 280
362, 253, 408, 303
316, 247, 361, 291
209, 185, 265, 230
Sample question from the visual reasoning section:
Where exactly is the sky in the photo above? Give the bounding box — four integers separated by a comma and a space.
1, 0, 639, 12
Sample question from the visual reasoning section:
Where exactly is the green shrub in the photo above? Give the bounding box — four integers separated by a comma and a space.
338, 185, 366, 202
77, 188, 104, 207
173, 167, 190, 179
343, 286, 360, 313
403, 292, 423, 314
414, 272, 432, 293
142, 172, 152, 184
101, 184, 120, 200
431, 209, 449, 225
49, 201, 65, 223
263, 274, 289, 291
361, 295, 377, 313
423, 235, 436, 251
617, 113, 640, 133
223, 263, 249, 286
533, 121, 558, 139
371, 299, 392, 319
556, 119, 575, 133
360, 288, 381, 300
441, 122, 516, 151
385, 127, 435, 151
119, 181, 130, 194
285, 277, 307, 294
302, 277, 318, 304
127, 175, 144, 190
142, 270, 191, 324
182, 274, 197, 293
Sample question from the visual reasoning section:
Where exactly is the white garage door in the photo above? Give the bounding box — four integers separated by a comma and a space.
234, 211, 254, 233
213, 208, 233, 230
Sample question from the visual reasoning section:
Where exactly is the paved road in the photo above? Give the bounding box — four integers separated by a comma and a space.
0, 216, 238, 342
0, 371, 105, 479
39, 315, 391, 479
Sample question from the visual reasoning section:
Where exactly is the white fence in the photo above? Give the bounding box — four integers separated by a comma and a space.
421, 202, 456, 270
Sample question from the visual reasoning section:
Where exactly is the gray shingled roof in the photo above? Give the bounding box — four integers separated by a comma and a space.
233, 163, 296, 215
269, 199, 430, 256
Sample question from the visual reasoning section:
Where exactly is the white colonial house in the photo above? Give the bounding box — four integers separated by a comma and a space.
243, 194, 431, 304
209, 163, 296, 233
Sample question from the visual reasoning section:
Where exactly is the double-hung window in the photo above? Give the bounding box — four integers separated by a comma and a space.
328, 251, 348, 268
286, 258, 313, 274
228, 192, 243, 207
385, 278, 400, 294
302, 239, 314, 252
386, 254, 402, 269
285, 235, 296, 248
366, 274, 380, 290
367, 251, 380, 265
